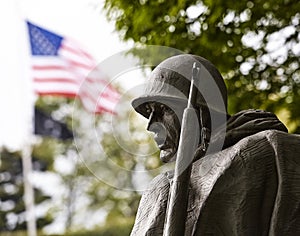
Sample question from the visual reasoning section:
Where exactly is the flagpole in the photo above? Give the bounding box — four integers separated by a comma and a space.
14, 0, 38, 234
21, 142, 37, 236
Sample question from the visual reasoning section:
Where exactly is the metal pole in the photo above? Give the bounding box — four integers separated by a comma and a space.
22, 143, 37, 236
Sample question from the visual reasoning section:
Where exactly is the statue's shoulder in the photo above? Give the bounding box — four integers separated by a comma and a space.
240, 129, 300, 153
145, 171, 170, 192
258, 129, 300, 141
131, 172, 171, 236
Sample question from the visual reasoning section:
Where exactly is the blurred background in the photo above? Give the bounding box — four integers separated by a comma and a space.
0, 0, 299, 235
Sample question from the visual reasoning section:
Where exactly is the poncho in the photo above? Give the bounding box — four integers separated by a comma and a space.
131, 109, 300, 235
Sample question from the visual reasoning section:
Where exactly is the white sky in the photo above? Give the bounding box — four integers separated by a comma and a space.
0, 0, 142, 150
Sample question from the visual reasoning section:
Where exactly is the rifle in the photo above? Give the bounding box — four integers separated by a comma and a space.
163, 62, 201, 235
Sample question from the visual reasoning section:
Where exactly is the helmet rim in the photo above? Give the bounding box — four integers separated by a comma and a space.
132, 95, 187, 119
132, 54, 228, 118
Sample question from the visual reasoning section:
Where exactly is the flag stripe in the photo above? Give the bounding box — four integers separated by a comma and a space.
34, 82, 79, 94
61, 42, 95, 63
80, 91, 117, 114
36, 91, 77, 98
33, 77, 80, 85
32, 70, 76, 79
32, 65, 67, 70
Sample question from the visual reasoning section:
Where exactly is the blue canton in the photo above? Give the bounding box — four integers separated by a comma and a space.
27, 21, 63, 56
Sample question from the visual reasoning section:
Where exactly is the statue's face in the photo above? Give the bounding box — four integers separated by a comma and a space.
145, 102, 185, 163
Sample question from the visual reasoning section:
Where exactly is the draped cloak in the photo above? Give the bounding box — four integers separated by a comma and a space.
130, 109, 300, 236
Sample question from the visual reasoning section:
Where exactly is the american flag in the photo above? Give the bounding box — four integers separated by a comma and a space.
27, 21, 120, 114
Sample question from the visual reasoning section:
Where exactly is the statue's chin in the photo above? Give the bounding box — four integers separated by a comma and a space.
160, 149, 176, 163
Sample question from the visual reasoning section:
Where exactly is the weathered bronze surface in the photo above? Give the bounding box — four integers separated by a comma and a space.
131, 54, 300, 236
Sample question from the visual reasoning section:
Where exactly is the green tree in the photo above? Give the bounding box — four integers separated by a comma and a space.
34, 95, 158, 233
104, 0, 300, 132
0, 148, 53, 232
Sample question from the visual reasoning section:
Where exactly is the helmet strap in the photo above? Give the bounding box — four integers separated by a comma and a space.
193, 105, 211, 161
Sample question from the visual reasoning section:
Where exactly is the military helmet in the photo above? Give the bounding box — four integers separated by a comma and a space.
132, 54, 228, 118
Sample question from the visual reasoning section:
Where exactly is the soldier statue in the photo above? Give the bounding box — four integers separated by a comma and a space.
130, 54, 300, 236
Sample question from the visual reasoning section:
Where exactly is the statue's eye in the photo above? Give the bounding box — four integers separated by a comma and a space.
161, 105, 174, 114
145, 104, 152, 114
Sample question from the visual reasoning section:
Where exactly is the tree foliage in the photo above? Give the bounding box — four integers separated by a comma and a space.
0, 148, 53, 232
1, 90, 159, 234
71, 95, 160, 228
104, 0, 300, 133
32, 94, 158, 233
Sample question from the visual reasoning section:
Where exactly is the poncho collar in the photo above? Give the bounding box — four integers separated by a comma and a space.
221, 109, 288, 149
194, 109, 288, 160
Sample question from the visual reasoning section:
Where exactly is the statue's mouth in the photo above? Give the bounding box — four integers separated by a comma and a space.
156, 139, 177, 163
152, 126, 178, 163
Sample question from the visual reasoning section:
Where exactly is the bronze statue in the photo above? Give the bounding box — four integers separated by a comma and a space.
131, 54, 300, 235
